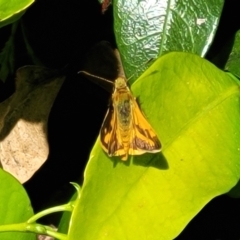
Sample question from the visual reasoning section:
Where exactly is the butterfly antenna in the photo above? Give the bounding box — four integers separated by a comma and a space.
78, 71, 114, 85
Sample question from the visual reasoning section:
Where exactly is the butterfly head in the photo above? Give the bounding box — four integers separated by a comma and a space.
115, 77, 127, 89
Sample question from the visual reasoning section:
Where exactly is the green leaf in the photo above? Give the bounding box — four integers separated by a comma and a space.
0, 22, 17, 82
225, 30, 240, 78
227, 180, 240, 198
68, 52, 240, 240
0, 169, 35, 239
58, 192, 78, 235
113, 0, 224, 80
0, 0, 34, 28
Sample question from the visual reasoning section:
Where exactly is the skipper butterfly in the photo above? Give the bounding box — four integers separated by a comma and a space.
79, 71, 161, 160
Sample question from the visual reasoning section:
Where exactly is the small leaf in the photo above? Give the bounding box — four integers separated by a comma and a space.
113, 0, 224, 80
68, 52, 240, 240
0, 66, 65, 183
0, 0, 34, 28
0, 22, 18, 82
225, 30, 240, 78
21, 22, 43, 66
0, 169, 35, 239
227, 180, 240, 198
99, 0, 112, 14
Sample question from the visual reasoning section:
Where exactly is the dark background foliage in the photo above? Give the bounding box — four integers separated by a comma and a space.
0, 0, 240, 239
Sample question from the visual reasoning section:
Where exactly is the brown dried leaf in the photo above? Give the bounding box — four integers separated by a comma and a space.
0, 66, 65, 183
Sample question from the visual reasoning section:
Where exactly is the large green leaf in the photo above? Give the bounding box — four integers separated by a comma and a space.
0, 0, 34, 28
0, 169, 35, 239
114, 0, 224, 80
67, 52, 240, 240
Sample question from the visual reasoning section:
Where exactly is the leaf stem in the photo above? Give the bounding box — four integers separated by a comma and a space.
27, 202, 75, 223
0, 222, 67, 240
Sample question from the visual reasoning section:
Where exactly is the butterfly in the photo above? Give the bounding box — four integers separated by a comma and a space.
79, 71, 161, 160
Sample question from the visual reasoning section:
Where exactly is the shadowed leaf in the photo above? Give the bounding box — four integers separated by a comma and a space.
0, 66, 64, 183
225, 30, 240, 78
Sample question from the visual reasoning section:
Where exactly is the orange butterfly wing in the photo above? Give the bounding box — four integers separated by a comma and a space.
129, 97, 161, 155
100, 106, 127, 158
